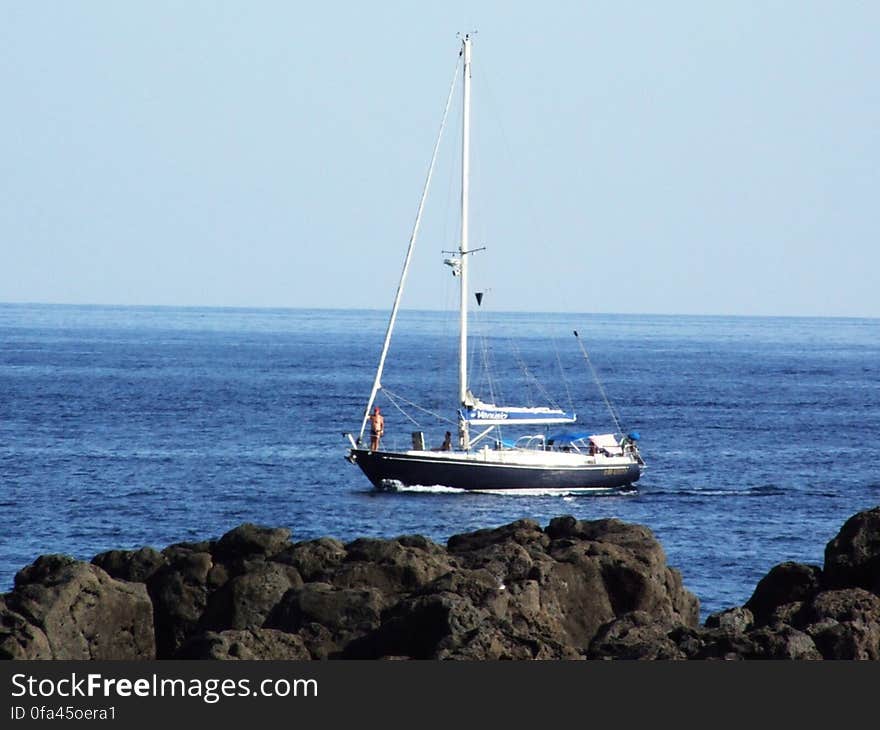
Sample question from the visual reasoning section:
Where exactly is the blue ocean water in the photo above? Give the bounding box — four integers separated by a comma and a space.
1, 303, 878, 620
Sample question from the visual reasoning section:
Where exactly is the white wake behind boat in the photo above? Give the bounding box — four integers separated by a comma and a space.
345, 35, 644, 493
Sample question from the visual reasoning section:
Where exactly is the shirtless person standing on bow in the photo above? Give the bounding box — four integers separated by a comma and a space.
369, 406, 385, 451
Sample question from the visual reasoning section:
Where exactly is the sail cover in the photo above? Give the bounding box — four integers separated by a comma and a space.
464, 399, 576, 426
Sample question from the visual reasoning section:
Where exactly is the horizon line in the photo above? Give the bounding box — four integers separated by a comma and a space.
0, 300, 877, 322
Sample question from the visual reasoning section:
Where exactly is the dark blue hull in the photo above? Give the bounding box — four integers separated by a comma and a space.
348, 449, 641, 492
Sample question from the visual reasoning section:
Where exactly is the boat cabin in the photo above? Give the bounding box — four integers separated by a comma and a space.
499, 431, 628, 456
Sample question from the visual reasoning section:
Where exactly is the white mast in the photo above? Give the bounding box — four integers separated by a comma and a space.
458, 33, 472, 450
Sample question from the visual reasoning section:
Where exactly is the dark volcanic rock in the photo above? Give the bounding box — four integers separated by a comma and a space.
267, 582, 387, 634
92, 547, 167, 584
344, 518, 700, 660
333, 536, 456, 595
800, 589, 880, 660
0, 597, 52, 660
687, 624, 822, 660
732, 626, 822, 660
355, 592, 490, 660
345, 566, 566, 661
213, 523, 292, 561
265, 583, 387, 658
684, 506, 880, 661
530, 555, 614, 650
705, 606, 754, 633
176, 628, 311, 660
6, 506, 878, 661
587, 611, 687, 660
1, 556, 154, 660
273, 537, 347, 582
147, 548, 215, 659
744, 562, 823, 626
824, 507, 880, 594
448, 518, 549, 553
543, 516, 700, 646
200, 561, 303, 631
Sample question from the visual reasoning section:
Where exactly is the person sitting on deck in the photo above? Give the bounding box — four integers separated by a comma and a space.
440, 431, 452, 451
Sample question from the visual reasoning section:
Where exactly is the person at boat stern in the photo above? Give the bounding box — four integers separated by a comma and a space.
369, 406, 385, 451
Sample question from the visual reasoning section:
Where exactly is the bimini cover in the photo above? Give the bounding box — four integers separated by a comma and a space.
463, 399, 576, 426
589, 433, 623, 455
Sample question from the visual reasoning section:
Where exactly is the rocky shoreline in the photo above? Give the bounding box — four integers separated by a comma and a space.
1, 507, 878, 660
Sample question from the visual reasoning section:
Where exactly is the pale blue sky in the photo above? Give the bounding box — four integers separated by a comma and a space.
1, 1, 878, 317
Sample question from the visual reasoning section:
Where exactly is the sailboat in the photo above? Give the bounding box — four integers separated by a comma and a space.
345, 34, 644, 493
